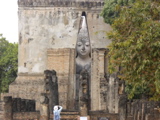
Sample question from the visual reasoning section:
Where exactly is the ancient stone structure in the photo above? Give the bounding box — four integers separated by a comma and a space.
12, 98, 35, 112
39, 94, 49, 120
9, 0, 112, 112
0, 96, 39, 120
1, 0, 160, 120
43, 70, 59, 113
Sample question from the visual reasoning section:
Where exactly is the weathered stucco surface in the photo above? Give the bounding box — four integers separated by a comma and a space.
1, 1, 160, 120
6, 0, 114, 112
18, 6, 111, 74
14, 0, 113, 112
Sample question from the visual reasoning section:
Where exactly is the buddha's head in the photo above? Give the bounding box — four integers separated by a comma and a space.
76, 37, 91, 58
76, 15, 91, 58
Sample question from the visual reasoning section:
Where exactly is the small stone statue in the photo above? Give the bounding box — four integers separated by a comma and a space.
53, 105, 63, 120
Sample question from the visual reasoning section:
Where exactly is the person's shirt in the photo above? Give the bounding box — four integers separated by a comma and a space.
53, 106, 63, 120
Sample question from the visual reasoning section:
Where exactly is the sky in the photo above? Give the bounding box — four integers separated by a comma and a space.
0, 0, 18, 43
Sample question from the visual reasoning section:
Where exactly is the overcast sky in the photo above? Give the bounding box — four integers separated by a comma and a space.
0, 0, 18, 43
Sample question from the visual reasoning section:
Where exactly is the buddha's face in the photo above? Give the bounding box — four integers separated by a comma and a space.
76, 40, 91, 58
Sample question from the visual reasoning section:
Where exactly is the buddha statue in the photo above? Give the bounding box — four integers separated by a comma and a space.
75, 15, 91, 110
76, 16, 91, 74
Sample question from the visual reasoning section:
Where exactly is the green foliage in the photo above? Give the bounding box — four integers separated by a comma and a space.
101, 0, 135, 24
104, 0, 160, 100
0, 34, 18, 92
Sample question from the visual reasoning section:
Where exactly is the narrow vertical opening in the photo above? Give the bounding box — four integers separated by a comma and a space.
24, 63, 26, 67
82, 11, 86, 17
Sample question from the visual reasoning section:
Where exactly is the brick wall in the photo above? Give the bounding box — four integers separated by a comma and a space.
13, 112, 39, 120
47, 48, 75, 110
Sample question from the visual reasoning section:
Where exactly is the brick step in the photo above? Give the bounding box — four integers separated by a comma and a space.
50, 111, 79, 120
0, 111, 4, 119
126, 116, 133, 120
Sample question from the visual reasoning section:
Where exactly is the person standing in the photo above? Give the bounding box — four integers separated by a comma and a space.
53, 105, 63, 120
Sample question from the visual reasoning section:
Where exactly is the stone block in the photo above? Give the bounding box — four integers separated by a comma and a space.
77, 116, 90, 120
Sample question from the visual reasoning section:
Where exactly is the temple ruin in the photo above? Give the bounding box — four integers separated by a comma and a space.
0, 0, 160, 120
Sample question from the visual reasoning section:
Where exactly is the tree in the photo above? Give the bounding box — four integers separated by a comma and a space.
102, 0, 160, 100
101, 0, 135, 24
0, 34, 18, 92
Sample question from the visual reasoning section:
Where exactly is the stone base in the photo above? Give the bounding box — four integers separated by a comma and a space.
1, 74, 45, 110
13, 112, 40, 120
50, 112, 79, 120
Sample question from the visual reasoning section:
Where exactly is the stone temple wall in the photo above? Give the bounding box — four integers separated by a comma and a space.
2, 74, 44, 110
18, 0, 111, 74
0, 96, 160, 120
18, 0, 105, 7
6, 0, 114, 113
2, 1, 160, 119
47, 48, 75, 110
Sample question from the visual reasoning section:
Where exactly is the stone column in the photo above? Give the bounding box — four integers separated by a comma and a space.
44, 70, 59, 113
119, 94, 127, 120
108, 74, 116, 113
98, 49, 108, 110
39, 95, 49, 120
67, 49, 75, 110
3, 96, 13, 120
91, 49, 100, 111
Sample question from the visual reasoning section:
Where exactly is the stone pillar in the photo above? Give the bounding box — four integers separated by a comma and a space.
3, 96, 13, 120
39, 95, 49, 120
91, 49, 100, 111
98, 49, 108, 111
119, 94, 127, 120
44, 70, 59, 113
142, 102, 147, 120
108, 74, 116, 113
67, 49, 75, 110
47, 49, 75, 110
91, 48, 108, 111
